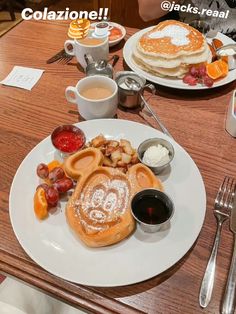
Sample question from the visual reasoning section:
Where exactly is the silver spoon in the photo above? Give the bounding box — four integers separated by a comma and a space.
124, 77, 173, 139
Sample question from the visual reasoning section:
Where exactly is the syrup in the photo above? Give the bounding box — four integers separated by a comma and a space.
132, 194, 171, 225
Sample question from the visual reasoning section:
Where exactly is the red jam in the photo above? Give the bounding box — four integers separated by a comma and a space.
53, 130, 84, 153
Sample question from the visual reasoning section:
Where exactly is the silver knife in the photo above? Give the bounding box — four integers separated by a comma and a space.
221, 190, 236, 314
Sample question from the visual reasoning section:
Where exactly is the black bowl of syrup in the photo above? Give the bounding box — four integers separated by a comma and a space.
131, 189, 174, 233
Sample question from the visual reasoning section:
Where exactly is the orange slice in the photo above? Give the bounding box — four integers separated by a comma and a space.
47, 160, 62, 172
34, 188, 48, 220
206, 60, 228, 80
220, 56, 228, 64
206, 61, 222, 79
217, 60, 228, 77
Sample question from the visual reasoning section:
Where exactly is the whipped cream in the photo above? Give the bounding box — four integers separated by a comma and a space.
218, 48, 236, 56
143, 144, 170, 167
148, 25, 190, 46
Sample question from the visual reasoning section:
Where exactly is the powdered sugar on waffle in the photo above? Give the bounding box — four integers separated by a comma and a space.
148, 25, 190, 46
73, 178, 130, 234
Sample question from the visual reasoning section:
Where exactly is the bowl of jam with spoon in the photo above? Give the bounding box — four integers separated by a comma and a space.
51, 125, 86, 158
131, 189, 174, 233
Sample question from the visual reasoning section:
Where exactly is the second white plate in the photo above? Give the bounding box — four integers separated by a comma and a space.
123, 27, 236, 90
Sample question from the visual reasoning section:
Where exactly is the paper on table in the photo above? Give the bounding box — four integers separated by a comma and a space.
0, 66, 44, 90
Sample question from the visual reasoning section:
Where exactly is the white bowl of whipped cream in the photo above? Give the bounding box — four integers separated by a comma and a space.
216, 44, 236, 71
137, 138, 174, 174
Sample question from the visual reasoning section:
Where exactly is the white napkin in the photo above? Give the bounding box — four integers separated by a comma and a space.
0, 66, 44, 90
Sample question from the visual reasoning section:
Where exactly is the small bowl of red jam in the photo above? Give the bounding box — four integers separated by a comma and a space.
131, 189, 174, 233
51, 125, 86, 157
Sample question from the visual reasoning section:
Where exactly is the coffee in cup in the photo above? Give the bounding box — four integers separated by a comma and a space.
65, 75, 118, 120
77, 37, 104, 46
80, 85, 113, 100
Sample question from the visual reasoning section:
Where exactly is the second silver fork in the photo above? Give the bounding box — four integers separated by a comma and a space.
57, 51, 73, 64
199, 176, 236, 308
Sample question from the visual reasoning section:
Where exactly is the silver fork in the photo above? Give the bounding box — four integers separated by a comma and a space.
46, 49, 73, 64
57, 51, 73, 64
199, 176, 236, 308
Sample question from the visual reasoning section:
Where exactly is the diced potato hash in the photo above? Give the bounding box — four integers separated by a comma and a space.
87, 134, 139, 173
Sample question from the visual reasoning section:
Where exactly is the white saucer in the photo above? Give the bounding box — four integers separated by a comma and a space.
91, 31, 110, 39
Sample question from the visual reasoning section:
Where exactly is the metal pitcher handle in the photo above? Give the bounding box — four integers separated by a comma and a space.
142, 83, 156, 95
140, 84, 156, 107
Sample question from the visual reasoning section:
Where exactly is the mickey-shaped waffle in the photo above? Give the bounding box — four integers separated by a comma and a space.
65, 147, 163, 247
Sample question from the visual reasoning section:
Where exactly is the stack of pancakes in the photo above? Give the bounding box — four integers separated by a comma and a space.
68, 19, 90, 39
132, 20, 212, 78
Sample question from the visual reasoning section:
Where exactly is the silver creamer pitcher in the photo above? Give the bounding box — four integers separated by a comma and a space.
115, 71, 155, 109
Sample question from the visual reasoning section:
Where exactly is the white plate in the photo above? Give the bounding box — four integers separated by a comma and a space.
9, 119, 206, 287
0, 302, 27, 314
91, 22, 126, 47
123, 27, 236, 90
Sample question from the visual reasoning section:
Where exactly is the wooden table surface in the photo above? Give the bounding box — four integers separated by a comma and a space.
0, 20, 236, 314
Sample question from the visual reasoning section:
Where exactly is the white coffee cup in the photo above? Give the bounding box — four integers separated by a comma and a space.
64, 37, 109, 69
94, 22, 113, 37
65, 75, 118, 120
